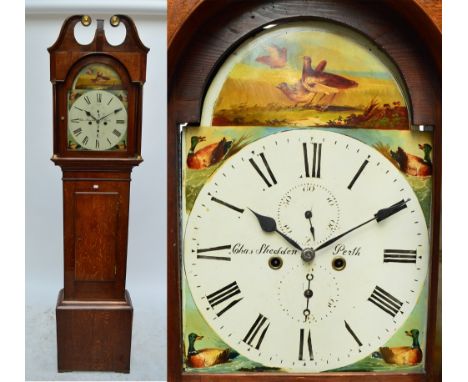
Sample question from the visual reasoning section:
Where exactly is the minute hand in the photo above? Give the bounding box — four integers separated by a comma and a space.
315, 199, 409, 252
97, 107, 123, 122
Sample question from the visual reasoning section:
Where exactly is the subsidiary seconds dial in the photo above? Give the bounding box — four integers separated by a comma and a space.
183, 129, 429, 372
277, 183, 340, 247
68, 89, 127, 151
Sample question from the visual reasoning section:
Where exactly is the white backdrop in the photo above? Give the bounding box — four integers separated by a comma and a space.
25, 3, 167, 380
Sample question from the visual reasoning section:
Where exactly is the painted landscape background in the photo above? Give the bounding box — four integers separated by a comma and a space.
202, 22, 409, 129
73, 63, 123, 90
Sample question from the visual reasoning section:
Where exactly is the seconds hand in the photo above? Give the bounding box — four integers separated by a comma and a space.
305, 209, 315, 241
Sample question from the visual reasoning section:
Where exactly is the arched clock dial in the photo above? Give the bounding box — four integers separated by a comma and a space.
183, 129, 429, 372
68, 89, 128, 151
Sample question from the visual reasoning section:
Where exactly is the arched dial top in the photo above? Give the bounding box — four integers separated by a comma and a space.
183, 129, 429, 372
201, 21, 411, 129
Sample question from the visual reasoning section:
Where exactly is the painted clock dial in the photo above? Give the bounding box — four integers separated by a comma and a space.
68, 89, 128, 151
183, 129, 429, 372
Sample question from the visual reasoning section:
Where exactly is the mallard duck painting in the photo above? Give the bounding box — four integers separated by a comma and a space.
378, 329, 423, 366
187, 136, 233, 170
390, 143, 432, 177
186, 333, 239, 368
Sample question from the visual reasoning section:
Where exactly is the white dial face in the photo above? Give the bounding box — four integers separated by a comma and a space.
183, 129, 429, 372
68, 89, 127, 151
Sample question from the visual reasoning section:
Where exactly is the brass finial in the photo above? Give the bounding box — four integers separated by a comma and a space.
110, 15, 120, 27
81, 15, 91, 26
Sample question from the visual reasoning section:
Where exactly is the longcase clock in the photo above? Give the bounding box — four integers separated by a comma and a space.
168, 1, 441, 381
48, 15, 148, 372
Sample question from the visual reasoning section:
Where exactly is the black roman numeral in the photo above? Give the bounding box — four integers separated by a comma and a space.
384, 249, 417, 263
211, 197, 244, 214
71, 118, 80, 123
348, 160, 369, 189
96, 93, 102, 103
249, 153, 277, 187
107, 97, 113, 105
206, 281, 243, 316
344, 320, 362, 346
368, 286, 403, 317
113, 129, 122, 137
197, 245, 231, 261
95, 139, 100, 149
83, 95, 91, 104
73, 128, 82, 136
116, 120, 125, 124
303, 142, 322, 178
107, 138, 112, 146
298, 328, 314, 361
243, 314, 270, 350
82, 136, 89, 145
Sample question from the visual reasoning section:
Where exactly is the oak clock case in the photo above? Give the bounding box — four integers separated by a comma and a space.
169, 3, 441, 380
48, 15, 148, 372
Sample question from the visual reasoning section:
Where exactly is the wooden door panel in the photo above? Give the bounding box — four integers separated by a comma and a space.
62, 177, 130, 300
74, 192, 119, 282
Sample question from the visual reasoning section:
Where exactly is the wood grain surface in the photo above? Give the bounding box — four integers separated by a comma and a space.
415, 0, 442, 30
168, 0, 441, 44
74, 192, 119, 282
56, 289, 133, 372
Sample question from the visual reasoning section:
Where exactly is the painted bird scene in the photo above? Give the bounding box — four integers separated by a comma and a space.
73, 63, 123, 90
331, 328, 423, 373
206, 23, 409, 129
184, 132, 251, 212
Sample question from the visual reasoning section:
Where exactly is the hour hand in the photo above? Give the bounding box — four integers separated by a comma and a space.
74, 106, 98, 122
249, 208, 303, 251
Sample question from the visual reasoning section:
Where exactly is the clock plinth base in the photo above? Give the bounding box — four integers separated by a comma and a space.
56, 289, 133, 373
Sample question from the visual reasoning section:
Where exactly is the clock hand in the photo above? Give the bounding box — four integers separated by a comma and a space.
249, 208, 303, 251
74, 106, 99, 122
305, 209, 315, 241
315, 199, 410, 253
97, 107, 123, 122
303, 273, 313, 322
